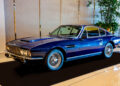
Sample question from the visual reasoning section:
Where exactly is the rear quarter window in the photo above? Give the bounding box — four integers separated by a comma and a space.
99, 29, 106, 36
85, 26, 99, 37
106, 32, 112, 36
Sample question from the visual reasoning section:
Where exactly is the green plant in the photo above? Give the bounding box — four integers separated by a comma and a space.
88, 0, 120, 33
98, 0, 120, 23
95, 21, 119, 33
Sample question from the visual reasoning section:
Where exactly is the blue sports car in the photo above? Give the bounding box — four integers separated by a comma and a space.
6, 25, 120, 71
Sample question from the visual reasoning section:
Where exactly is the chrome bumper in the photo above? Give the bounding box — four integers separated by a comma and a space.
5, 51, 44, 63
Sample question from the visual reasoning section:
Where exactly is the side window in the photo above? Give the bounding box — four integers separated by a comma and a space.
86, 26, 99, 37
99, 29, 106, 36
58, 26, 72, 35
71, 28, 80, 36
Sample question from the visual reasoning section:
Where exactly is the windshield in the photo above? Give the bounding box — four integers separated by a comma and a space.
50, 26, 81, 37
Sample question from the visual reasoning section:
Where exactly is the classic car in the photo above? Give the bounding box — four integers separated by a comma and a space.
5, 25, 120, 71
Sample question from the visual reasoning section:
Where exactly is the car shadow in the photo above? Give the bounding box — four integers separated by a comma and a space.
0, 53, 120, 86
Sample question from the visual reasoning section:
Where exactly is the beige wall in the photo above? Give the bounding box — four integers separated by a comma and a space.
0, 0, 6, 52
15, 0, 40, 39
4, 0, 15, 42
40, 0, 61, 36
79, 0, 94, 25
61, 0, 78, 25
40, 0, 94, 36
4, 0, 40, 41
4, 0, 94, 41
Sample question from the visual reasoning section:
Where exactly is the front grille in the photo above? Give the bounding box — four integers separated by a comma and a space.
7, 45, 21, 55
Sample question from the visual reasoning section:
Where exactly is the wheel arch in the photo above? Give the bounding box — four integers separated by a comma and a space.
109, 41, 115, 48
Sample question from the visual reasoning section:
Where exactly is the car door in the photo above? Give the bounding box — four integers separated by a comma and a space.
66, 26, 103, 61
79, 26, 103, 55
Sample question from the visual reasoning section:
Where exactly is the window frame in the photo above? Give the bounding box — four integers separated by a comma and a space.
82, 26, 101, 39
50, 26, 81, 38
86, 26, 100, 38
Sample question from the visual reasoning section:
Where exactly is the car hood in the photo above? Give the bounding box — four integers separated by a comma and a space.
7, 37, 71, 49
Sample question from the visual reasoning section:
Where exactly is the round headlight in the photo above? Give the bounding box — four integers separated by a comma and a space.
20, 50, 24, 55
27, 51, 31, 57
24, 50, 28, 56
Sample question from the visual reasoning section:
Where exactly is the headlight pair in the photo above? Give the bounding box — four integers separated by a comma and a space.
20, 49, 31, 57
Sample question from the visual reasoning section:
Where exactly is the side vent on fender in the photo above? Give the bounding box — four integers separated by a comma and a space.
65, 45, 75, 48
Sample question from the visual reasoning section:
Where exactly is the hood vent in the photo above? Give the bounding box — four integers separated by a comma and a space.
20, 37, 52, 43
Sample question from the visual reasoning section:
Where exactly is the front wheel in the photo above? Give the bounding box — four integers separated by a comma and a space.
45, 49, 64, 71
103, 43, 113, 58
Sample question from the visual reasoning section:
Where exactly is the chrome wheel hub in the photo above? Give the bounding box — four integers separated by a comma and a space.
105, 45, 113, 56
49, 53, 62, 68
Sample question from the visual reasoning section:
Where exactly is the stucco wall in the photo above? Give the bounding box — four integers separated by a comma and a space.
0, 0, 6, 52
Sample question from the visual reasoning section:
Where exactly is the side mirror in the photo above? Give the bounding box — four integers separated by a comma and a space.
81, 36, 87, 39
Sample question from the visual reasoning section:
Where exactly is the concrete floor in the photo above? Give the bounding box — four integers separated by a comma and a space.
0, 48, 119, 86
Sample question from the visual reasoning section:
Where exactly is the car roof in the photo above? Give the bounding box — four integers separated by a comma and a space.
60, 25, 94, 27
60, 25, 111, 32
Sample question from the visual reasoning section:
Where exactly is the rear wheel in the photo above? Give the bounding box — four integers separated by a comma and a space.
103, 43, 113, 58
45, 49, 64, 71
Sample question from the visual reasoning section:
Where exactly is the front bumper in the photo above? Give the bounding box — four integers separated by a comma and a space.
5, 51, 44, 63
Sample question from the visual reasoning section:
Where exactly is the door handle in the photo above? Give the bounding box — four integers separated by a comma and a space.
65, 45, 75, 48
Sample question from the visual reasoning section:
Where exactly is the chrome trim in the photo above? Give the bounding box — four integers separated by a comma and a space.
29, 58, 44, 60
78, 26, 84, 38
66, 52, 102, 62
77, 26, 113, 39
107, 35, 113, 36
6, 51, 43, 60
